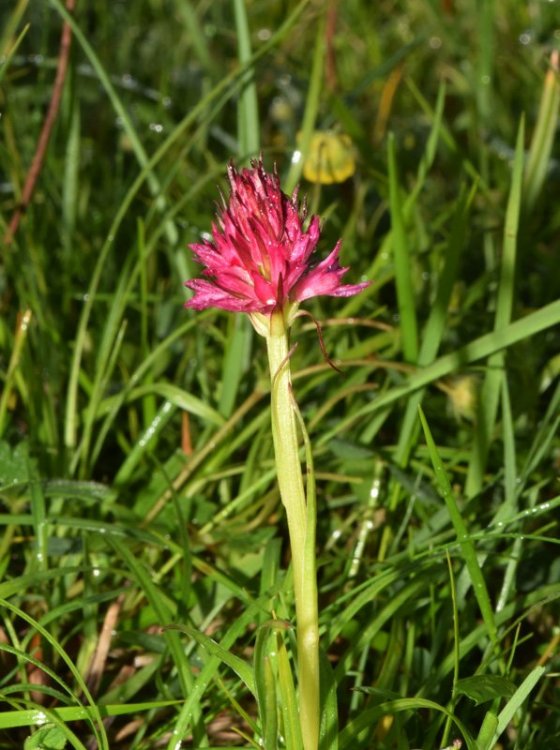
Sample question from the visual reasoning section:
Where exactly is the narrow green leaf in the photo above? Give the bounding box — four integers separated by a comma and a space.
62, 84, 80, 258
524, 53, 560, 210
0, 19, 29, 86
285, 10, 326, 193
0, 700, 181, 730
218, 315, 253, 417
418, 407, 498, 646
494, 377, 520, 613
166, 623, 255, 695
319, 650, 339, 750
174, 0, 216, 74
255, 621, 288, 750
440, 552, 460, 749
466, 117, 524, 498
233, 0, 260, 158
519, 379, 560, 487
475, 0, 495, 127
493, 666, 545, 742
105, 383, 225, 425
476, 710, 499, 750
113, 401, 176, 485
406, 81, 447, 209
386, 182, 473, 518
388, 132, 418, 363
275, 629, 304, 750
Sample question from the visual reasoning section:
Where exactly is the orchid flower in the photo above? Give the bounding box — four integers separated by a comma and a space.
185, 158, 368, 335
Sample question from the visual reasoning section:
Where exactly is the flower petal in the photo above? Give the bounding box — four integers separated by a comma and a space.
292, 243, 369, 301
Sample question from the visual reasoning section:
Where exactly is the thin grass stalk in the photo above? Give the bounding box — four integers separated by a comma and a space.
233, 0, 260, 158
387, 132, 418, 364
0, 310, 32, 438
0, 20, 30, 87
285, 10, 326, 194
524, 51, 560, 211
418, 407, 498, 649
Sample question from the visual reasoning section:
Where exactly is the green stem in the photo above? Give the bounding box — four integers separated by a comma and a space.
265, 310, 320, 750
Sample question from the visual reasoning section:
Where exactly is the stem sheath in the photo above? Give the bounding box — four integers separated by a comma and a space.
266, 311, 320, 750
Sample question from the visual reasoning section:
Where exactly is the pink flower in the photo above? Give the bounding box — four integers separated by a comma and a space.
185, 160, 368, 327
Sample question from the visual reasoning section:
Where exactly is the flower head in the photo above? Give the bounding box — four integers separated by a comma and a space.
185, 159, 368, 329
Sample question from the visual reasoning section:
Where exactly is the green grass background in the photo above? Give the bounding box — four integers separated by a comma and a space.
0, 1, 559, 748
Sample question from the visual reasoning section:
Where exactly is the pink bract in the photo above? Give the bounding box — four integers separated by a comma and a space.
185, 159, 369, 316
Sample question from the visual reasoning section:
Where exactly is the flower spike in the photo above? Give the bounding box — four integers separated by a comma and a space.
185, 159, 368, 328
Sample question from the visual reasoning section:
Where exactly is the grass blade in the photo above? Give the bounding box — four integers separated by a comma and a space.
524, 52, 560, 211
418, 407, 498, 647
387, 132, 418, 364
493, 666, 546, 744
285, 9, 326, 193
465, 117, 524, 497
233, 0, 260, 158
